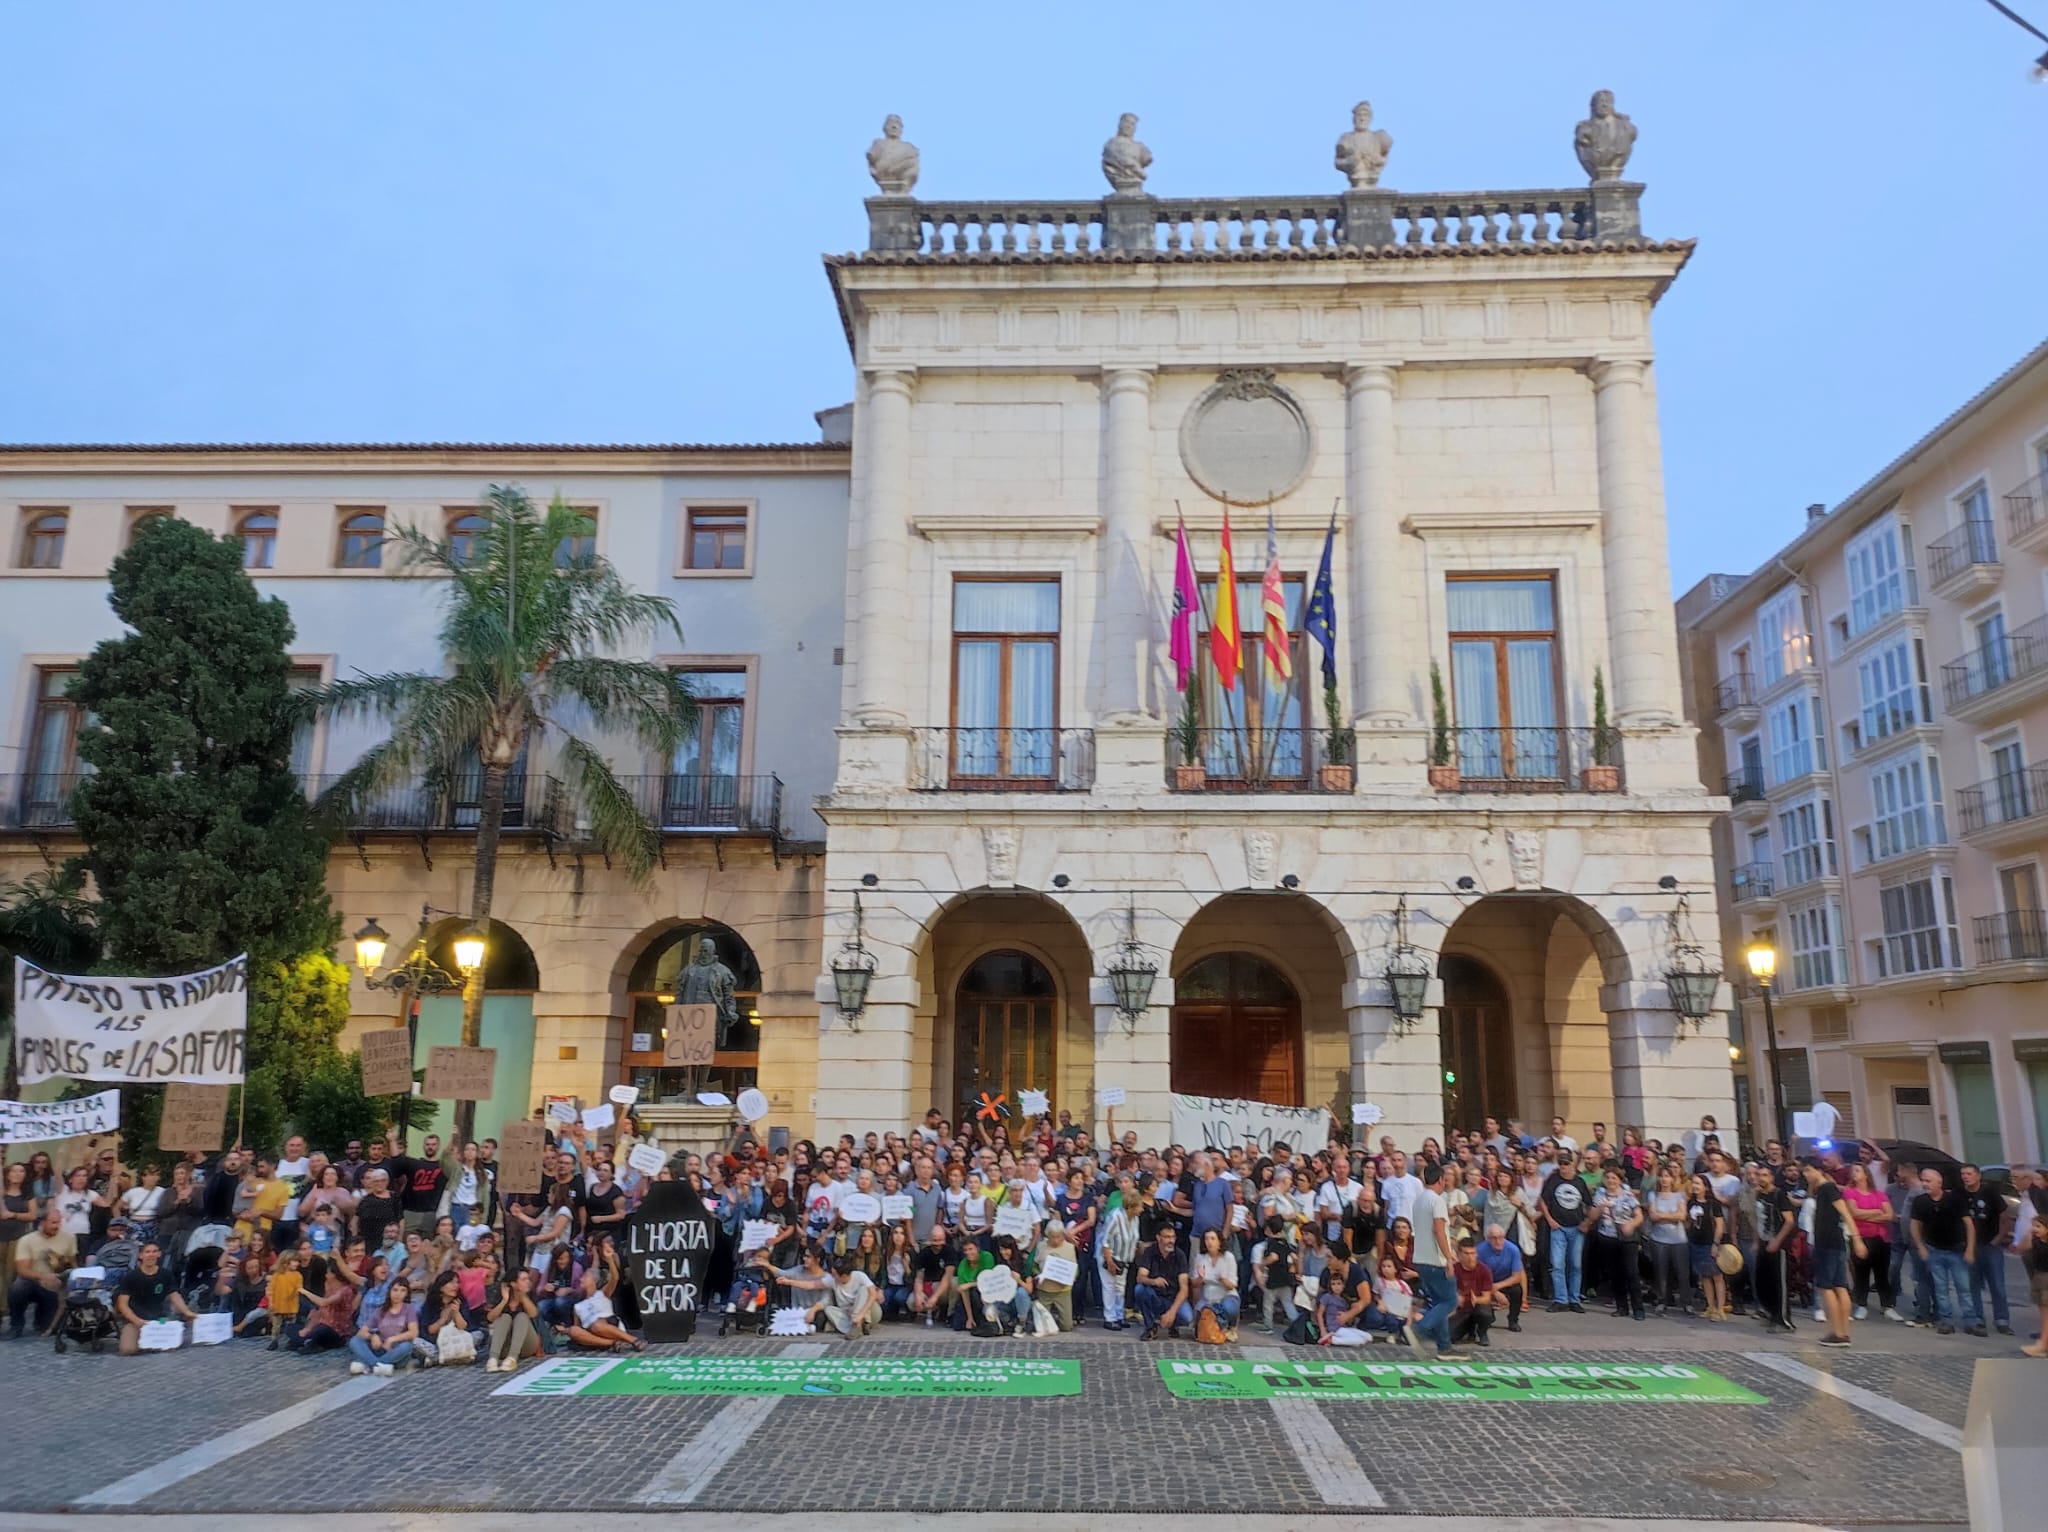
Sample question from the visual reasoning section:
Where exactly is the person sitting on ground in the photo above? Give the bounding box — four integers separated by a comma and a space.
1034, 1221, 1080, 1332
417, 1269, 484, 1363
347, 1276, 419, 1376
1449, 1238, 1497, 1349
485, 1266, 544, 1372
909, 1225, 955, 1327
566, 1259, 642, 1352
289, 1257, 359, 1353
1373, 1256, 1418, 1346
988, 1233, 1038, 1335
951, 1236, 996, 1333
115, 1240, 196, 1355
1192, 1226, 1240, 1340
813, 1253, 881, 1337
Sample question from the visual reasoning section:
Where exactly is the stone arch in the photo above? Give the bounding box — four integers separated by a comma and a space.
422, 916, 539, 992
414, 916, 540, 1147
610, 919, 766, 1104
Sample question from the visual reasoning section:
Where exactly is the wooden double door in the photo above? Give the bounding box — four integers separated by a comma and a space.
1170, 952, 1301, 1105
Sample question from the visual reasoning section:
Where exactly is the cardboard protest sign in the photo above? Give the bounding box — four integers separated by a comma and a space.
0, 1089, 121, 1145
358, 1028, 415, 1097
609, 1084, 640, 1107
627, 1142, 668, 1177
14, 955, 248, 1085
1042, 1254, 1078, 1286
881, 1194, 914, 1223
839, 1192, 882, 1224
662, 1003, 717, 1066
975, 1264, 1018, 1304
159, 1083, 229, 1152
191, 1312, 234, 1346
1098, 1085, 1126, 1107
1019, 1088, 1049, 1117
993, 1205, 1037, 1240
497, 1121, 546, 1195
623, 1177, 716, 1342
769, 1307, 812, 1337
581, 1103, 615, 1133
736, 1088, 769, 1123
741, 1219, 779, 1253
423, 1046, 496, 1101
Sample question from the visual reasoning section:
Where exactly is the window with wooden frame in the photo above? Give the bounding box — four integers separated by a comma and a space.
18, 508, 67, 569
1194, 572, 1307, 782
25, 667, 87, 818
336, 508, 385, 569
125, 507, 172, 547
950, 577, 1059, 784
683, 505, 750, 572
665, 668, 747, 826
1446, 574, 1561, 780
235, 508, 278, 570
446, 510, 487, 568
556, 507, 597, 567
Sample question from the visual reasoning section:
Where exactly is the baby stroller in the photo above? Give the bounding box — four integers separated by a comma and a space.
55, 1265, 121, 1354
717, 1262, 777, 1337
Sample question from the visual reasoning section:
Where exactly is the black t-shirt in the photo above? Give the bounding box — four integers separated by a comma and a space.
913, 1245, 953, 1282
0, 1192, 33, 1242
1346, 1205, 1385, 1257
1683, 1197, 1717, 1246
1138, 1200, 1175, 1245
1139, 1241, 1189, 1289
200, 1164, 240, 1223
1758, 1187, 1798, 1246
1540, 1171, 1590, 1230
1261, 1238, 1298, 1290
391, 1157, 448, 1215
354, 1193, 399, 1253
1911, 1190, 1968, 1252
1964, 1184, 2011, 1245
585, 1183, 625, 1227
1810, 1181, 1847, 1253
118, 1265, 174, 1321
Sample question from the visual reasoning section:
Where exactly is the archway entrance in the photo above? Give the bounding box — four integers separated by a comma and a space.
952, 951, 1056, 1118
619, 922, 763, 1103
1171, 952, 1302, 1104
1439, 955, 1516, 1127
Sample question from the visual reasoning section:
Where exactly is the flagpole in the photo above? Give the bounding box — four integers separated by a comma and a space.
1179, 500, 1248, 778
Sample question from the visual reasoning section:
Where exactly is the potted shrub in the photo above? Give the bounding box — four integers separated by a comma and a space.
1172, 687, 1206, 791
1318, 679, 1355, 792
1427, 661, 1459, 790
1583, 666, 1621, 792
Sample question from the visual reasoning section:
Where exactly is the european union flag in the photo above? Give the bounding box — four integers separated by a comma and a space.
1305, 513, 1337, 687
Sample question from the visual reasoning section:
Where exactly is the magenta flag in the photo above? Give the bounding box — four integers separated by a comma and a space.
1170, 518, 1199, 691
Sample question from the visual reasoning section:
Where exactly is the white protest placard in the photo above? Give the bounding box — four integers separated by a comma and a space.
769, 1306, 812, 1336
546, 1099, 576, 1123
975, 1264, 1018, 1304
1380, 1288, 1412, 1319
581, 1104, 615, 1133
1811, 1100, 1841, 1138
1098, 1085, 1127, 1108
627, 1143, 667, 1177
574, 1295, 609, 1328
191, 1312, 234, 1346
1170, 1093, 1331, 1154
993, 1205, 1037, 1241
0, 1089, 121, 1144
839, 1192, 882, 1224
1018, 1088, 1049, 1117
881, 1194, 914, 1223
741, 1218, 780, 1253
137, 1319, 185, 1351
609, 1084, 640, 1107
1231, 1203, 1250, 1229
1041, 1254, 1078, 1286
1791, 1110, 1819, 1139
14, 956, 248, 1085
1352, 1101, 1383, 1127
696, 1091, 732, 1108
736, 1088, 769, 1123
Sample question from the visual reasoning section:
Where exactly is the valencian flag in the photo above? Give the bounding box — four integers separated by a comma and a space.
1210, 510, 1241, 690
1261, 510, 1292, 689
1305, 511, 1338, 687
1170, 517, 1199, 691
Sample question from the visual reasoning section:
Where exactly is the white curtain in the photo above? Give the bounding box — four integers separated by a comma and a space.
1008, 641, 1054, 775
955, 641, 1002, 775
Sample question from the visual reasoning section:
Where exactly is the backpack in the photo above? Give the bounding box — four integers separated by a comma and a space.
1282, 1311, 1320, 1346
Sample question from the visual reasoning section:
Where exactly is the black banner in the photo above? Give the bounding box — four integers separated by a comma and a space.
623, 1178, 715, 1343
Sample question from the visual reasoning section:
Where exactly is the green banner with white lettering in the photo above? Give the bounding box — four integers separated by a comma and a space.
493, 1354, 1081, 1398
1158, 1358, 1766, 1403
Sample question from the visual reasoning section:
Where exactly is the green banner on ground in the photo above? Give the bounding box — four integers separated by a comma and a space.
494, 1354, 1082, 1398
1157, 1358, 1766, 1404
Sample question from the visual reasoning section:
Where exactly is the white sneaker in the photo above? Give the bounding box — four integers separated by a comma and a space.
484, 1358, 501, 1373
348, 1361, 367, 1375
1811, 1308, 1826, 1323
1852, 1305, 1868, 1321
1885, 1307, 1905, 1323
372, 1363, 394, 1377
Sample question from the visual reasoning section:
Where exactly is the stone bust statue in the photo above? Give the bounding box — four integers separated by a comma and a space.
1101, 112, 1152, 193
1574, 90, 1636, 182
867, 114, 919, 195
677, 936, 739, 1028
1334, 100, 1393, 188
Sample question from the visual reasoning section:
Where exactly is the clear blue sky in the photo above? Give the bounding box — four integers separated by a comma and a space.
4, 2, 2045, 589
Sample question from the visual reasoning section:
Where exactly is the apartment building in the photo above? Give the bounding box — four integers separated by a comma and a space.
1682, 338, 2048, 1166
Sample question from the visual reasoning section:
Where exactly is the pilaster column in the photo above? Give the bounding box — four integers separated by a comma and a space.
1099, 366, 1157, 724
1344, 363, 1405, 727
1590, 359, 1683, 727
1347, 973, 1444, 1150
852, 368, 917, 727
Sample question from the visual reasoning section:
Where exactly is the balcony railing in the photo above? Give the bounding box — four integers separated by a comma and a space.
1, 771, 88, 830
2005, 470, 2047, 541
1925, 519, 1999, 587
1973, 909, 2048, 965
911, 727, 1094, 792
1166, 727, 1352, 792
1445, 726, 1620, 793
1713, 672, 1757, 716
1956, 763, 2048, 836
304, 772, 563, 835
1724, 766, 1766, 804
1941, 613, 2048, 710
1730, 861, 1775, 901
615, 774, 783, 833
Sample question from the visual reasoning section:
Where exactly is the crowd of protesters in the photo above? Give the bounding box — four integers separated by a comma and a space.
6, 1105, 2046, 1367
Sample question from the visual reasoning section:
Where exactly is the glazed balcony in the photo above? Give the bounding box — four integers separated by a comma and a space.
910, 727, 1095, 792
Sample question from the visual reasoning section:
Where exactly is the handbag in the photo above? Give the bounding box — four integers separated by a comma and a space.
435, 1325, 478, 1364
1282, 1312, 1320, 1346
1195, 1308, 1228, 1345
1714, 1242, 1745, 1276
1030, 1301, 1059, 1337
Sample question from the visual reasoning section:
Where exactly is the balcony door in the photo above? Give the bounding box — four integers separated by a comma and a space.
668, 670, 746, 826
951, 579, 1058, 785
25, 668, 86, 822
1448, 577, 1560, 781
1196, 576, 1307, 784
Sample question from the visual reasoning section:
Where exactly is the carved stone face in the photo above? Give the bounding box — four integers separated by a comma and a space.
1590, 90, 1614, 118
1352, 101, 1373, 130
1117, 112, 1138, 137
883, 114, 902, 139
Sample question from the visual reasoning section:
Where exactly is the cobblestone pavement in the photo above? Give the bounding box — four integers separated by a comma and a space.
0, 1309, 1997, 1523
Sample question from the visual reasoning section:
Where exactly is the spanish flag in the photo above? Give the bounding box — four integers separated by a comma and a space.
1210, 511, 1241, 690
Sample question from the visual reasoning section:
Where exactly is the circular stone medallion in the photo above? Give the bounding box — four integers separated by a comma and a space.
1179, 371, 1313, 505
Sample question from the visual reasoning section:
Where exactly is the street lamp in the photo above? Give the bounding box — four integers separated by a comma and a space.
1663, 895, 1720, 1028
1384, 895, 1431, 1032
452, 922, 488, 977
1744, 938, 1790, 1149
1105, 900, 1159, 1030
830, 892, 878, 1028
351, 904, 466, 1143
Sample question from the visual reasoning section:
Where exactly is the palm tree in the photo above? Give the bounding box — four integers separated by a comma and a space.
313, 486, 695, 1144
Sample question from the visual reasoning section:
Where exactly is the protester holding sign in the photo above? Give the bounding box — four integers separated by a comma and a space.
115, 1241, 196, 1354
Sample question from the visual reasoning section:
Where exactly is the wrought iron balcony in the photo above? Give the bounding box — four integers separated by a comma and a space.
1440, 726, 1621, 794
1925, 519, 1999, 591
1973, 909, 2048, 965
1729, 861, 1776, 902
1724, 766, 1766, 805
1713, 672, 1757, 717
2005, 469, 2047, 543
1165, 726, 1352, 792
911, 727, 1095, 792
304, 772, 562, 835
0, 771, 88, 830
1956, 763, 2048, 837
1941, 613, 2048, 712
614, 774, 783, 834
